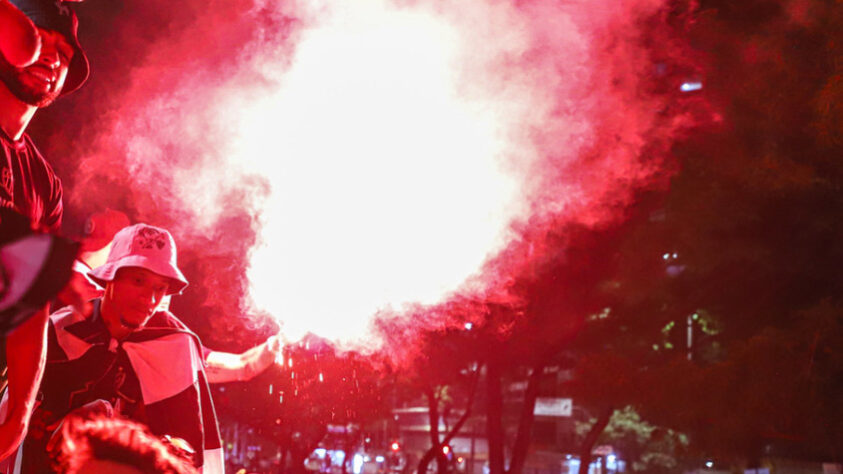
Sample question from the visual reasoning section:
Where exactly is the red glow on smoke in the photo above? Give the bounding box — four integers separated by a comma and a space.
64, 0, 704, 348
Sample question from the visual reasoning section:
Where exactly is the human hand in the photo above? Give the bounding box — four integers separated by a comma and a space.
265, 333, 286, 366
266, 333, 284, 353
70, 399, 114, 420
55, 267, 102, 316
0, 0, 40, 67
46, 399, 114, 433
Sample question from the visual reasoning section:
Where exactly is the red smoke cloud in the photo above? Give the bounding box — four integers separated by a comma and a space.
49, 0, 706, 349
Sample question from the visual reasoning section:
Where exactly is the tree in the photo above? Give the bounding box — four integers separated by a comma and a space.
556, 0, 843, 469
217, 335, 390, 473
378, 311, 485, 474
575, 406, 690, 473
642, 0, 843, 465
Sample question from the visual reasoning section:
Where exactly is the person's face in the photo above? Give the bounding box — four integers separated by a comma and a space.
0, 27, 73, 107
104, 267, 171, 331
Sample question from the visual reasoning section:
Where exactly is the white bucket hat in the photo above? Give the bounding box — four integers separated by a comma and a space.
88, 224, 188, 295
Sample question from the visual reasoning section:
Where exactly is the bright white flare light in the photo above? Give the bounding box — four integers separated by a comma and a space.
231, 1, 523, 344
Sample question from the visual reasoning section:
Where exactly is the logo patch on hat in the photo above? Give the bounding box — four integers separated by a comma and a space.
54, 0, 70, 16
134, 227, 167, 250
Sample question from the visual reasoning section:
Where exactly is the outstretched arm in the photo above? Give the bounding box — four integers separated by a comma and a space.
204, 335, 282, 384
0, 305, 49, 461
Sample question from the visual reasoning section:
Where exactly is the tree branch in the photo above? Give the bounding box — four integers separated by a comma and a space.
417, 368, 482, 474
507, 362, 545, 474
578, 406, 613, 474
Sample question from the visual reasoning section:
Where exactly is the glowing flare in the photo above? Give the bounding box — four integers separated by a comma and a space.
70, 0, 695, 351
229, 1, 524, 343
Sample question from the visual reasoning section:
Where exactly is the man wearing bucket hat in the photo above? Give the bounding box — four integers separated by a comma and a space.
0, 0, 89, 465
6, 223, 283, 473
0, 206, 78, 463
0, 0, 89, 230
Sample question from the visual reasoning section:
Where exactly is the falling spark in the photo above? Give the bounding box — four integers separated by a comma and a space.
680, 81, 703, 92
